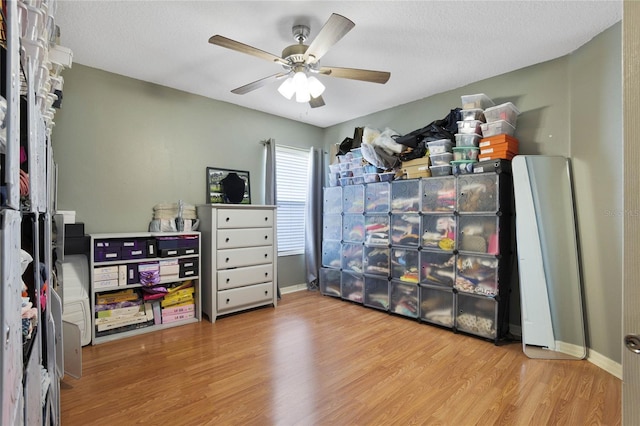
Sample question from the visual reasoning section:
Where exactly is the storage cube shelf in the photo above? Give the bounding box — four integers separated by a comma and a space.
90, 232, 202, 345
321, 170, 514, 344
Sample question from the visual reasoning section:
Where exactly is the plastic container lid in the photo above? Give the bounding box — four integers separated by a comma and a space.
461, 93, 495, 110
483, 102, 520, 126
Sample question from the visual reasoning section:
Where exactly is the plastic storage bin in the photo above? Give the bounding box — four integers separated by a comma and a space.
421, 176, 456, 213
342, 214, 365, 243
483, 102, 520, 126
322, 240, 342, 268
320, 267, 341, 297
378, 172, 395, 182
341, 243, 364, 273
391, 248, 420, 283
391, 213, 421, 247
322, 214, 342, 241
480, 120, 516, 137
389, 280, 419, 318
451, 160, 476, 175
419, 285, 454, 327
365, 182, 390, 213
339, 177, 352, 186
461, 93, 495, 110
364, 173, 379, 183
364, 275, 390, 310
453, 147, 480, 161
363, 246, 390, 276
323, 187, 342, 214
457, 174, 501, 213
391, 180, 421, 212
429, 152, 453, 166
420, 250, 456, 287
426, 139, 453, 154
364, 214, 390, 246
350, 147, 363, 158
421, 215, 456, 251
455, 133, 482, 147
341, 271, 364, 303
460, 108, 485, 122
456, 293, 498, 339
457, 120, 483, 135
458, 215, 501, 255
429, 164, 452, 177
343, 184, 365, 213
455, 254, 499, 296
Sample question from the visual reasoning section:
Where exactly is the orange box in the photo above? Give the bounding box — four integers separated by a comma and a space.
478, 150, 516, 161
479, 134, 519, 153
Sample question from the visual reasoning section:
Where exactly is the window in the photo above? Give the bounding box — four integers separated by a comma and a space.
275, 145, 310, 256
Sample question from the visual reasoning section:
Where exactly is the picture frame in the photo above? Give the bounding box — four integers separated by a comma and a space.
206, 167, 251, 204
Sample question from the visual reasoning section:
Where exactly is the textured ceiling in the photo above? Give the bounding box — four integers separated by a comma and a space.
53, 1, 622, 128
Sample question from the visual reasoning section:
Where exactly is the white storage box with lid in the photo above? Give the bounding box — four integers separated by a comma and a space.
483, 102, 520, 126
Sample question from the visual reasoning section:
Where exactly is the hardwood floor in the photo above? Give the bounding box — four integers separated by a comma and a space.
60, 291, 621, 425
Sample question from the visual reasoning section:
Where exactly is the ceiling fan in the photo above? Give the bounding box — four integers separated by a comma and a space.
208, 13, 391, 108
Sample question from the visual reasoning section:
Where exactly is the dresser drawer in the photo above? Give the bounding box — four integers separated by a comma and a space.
217, 282, 274, 311
217, 246, 273, 269
217, 209, 274, 229
217, 264, 273, 290
217, 228, 273, 249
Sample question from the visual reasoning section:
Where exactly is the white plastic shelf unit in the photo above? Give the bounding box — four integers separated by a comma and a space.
89, 232, 202, 345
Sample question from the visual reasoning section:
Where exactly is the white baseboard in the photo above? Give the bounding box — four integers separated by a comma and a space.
587, 349, 622, 380
280, 283, 308, 294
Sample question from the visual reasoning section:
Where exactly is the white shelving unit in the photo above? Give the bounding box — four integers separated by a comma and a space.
89, 232, 202, 345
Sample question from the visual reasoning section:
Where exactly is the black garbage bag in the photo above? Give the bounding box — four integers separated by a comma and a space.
393, 108, 462, 149
338, 137, 353, 155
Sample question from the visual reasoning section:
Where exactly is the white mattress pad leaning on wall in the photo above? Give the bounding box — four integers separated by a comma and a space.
149, 202, 199, 232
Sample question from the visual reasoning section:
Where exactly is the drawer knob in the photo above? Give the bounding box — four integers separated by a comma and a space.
226, 217, 230, 222
265, 272, 268, 277
265, 291, 268, 295
226, 298, 230, 304
264, 253, 268, 258
225, 237, 230, 242
264, 235, 268, 239
264, 217, 268, 221
226, 278, 230, 283
225, 258, 230, 262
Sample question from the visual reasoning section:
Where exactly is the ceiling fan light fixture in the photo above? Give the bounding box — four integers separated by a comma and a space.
307, 76, 325, 98
295, 87, 311, 103
277, 77, 296, 99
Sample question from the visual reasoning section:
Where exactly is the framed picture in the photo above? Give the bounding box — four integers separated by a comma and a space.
206, 167, 251, 204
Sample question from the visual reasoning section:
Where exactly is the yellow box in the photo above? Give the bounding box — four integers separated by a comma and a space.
403, 164, 431, 179
401, 156, 430, 168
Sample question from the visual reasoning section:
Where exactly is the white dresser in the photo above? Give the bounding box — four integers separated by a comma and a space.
197, 205, 278, 321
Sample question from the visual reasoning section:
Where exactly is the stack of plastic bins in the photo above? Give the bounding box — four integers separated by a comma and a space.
320, 186, 342, 297
363, 181, 391, 310
455, 170, 514, 343
419, 175, 457, 329
389, 179, 421, 318
340, 183, 365, 303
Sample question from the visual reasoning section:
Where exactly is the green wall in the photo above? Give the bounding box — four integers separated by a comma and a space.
52, 22, 622, 364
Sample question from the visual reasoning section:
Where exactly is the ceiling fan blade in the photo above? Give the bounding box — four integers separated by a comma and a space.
231, 73, 289, 95
304, 14, 355, 64
319, 66, 391, 84
309, 95, 325, 108
209, 35, 287, 65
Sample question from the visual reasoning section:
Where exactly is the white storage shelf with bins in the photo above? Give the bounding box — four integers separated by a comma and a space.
320, 171, 514, 343
90, 232, 201, 345
196, 205, 278, 322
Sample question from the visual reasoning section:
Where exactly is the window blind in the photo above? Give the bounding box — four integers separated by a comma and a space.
275, 145, 309, 255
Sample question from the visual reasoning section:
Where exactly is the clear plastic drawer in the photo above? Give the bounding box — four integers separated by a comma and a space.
363, 246, 390, 276
342, 214, 365, 243
457, 174, 500, 213
391, 248, 419, 283
421, 176, 456, 213
456, 293, 498, 339
421, 215, 456, 251
457, 215, 501, 254
341, 271, 364, 303
364, 275, 389, 311
419, 285, 454, 328
365, 182, 391, 213
322, 240, 342, 268
364, 214, 390, 246
389, 280, 419, 318
455, 254, 499, 296
390, 213, 421, 247
420, 250, 456, 287
323, 186, 342, 214
343, 184, 365, 213
319, 267, 341, 298
341, 243, 364, 273
322, 214, 342, 241
391, 180, 421, 212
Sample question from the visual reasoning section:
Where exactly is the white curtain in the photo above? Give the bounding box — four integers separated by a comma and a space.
262, 138, 280, 298
305, 147, 323, 290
